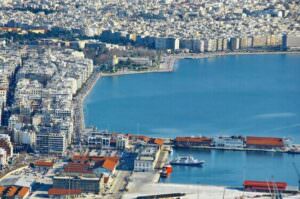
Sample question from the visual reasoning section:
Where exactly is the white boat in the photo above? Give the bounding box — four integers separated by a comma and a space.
170, 156, 205, 166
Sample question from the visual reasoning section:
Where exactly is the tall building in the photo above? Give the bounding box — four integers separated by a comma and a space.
222, 38, 228, 51
36, 133, 66, 155
192, 40, 205, 52
217, 38, 223, 51
205, 39, 217, 52
284, 35, 300, 49
116, 135, 129, 150
155, 37, 179, 50
252, 35, 267, 48
230, 37, 241, 50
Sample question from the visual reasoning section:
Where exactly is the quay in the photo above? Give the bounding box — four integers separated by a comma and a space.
172, 145, 300, 154
172, 136, 300, 154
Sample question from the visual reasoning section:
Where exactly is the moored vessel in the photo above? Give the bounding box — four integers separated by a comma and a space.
170, 156, 205, 166
160, 164, 173, 178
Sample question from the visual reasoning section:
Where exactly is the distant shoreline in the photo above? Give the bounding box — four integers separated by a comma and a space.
100, 50, 300, 77
173, 50, 300, 60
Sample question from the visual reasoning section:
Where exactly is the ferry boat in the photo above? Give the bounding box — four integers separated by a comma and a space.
170, 156, 205, 166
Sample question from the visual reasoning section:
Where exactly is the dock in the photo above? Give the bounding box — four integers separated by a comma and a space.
172, 136, 300, 155
155, 146, 170, 170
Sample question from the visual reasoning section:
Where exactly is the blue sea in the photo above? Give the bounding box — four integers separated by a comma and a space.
84, 54, 300, 187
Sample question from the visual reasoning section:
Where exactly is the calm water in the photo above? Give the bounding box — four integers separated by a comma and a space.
84, 54, 300, 186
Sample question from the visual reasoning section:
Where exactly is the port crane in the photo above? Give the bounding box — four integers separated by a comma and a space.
292, 162, 300, 191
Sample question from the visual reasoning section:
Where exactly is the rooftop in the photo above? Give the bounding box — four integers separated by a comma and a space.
246, 136, 284, 146
48, 188, 81, 196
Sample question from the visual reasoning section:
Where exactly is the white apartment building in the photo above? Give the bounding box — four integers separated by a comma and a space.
134, 145, 160, 172
36, 132, 66, 155
116, 136, 129, 150
88, 135, 111, 149
13, 130, 36, 148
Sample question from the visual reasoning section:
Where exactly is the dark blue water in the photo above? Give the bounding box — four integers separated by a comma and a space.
84, 54, 300, 186
161, 149, 300, 187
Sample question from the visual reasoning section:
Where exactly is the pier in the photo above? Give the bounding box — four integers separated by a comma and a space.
172, 136, 300, 154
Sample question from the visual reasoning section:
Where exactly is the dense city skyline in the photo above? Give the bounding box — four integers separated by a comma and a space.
0, 0, 300, 198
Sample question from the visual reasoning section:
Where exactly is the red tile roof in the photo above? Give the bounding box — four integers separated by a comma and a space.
104, 156, 119, 163
244, 180, 287, 189
17, 187, 30, 198
0, 186, 6, 196
101, 159, 118, 172
246, 136, 284, 147
6, 186, 18, 197
48, 188, 81, 195
128, 134, 150, 142
175, 137, 212, 143
64, 162, 93, 174
72, 155, 89, 162
0, 27, 21, 32
34, 161, 54, 167
72, 155, 119, 163
150, 138, 164, 146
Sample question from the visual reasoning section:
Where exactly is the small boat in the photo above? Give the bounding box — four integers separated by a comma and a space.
160, 164, 173, 178
170, 156, 205, 166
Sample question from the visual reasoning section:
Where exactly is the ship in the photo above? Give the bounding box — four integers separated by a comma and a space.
170, 156, 205, 166
160, 164, 173, 178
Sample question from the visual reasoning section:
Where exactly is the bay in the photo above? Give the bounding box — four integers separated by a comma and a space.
84, 54, 300, 186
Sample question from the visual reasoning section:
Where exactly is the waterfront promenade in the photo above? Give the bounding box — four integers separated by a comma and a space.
99, 51, 300, 78
73, 68, 101, 143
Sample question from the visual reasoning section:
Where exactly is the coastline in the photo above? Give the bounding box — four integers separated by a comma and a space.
78, 50, 300, 138
99, 50, 300, 78
77, 50, 300, 194
173, 50, 300, 60
73, 70, 101, 143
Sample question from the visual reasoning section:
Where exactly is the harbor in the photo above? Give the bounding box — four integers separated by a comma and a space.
82, 53, 300, 195
124, 146, 299, 198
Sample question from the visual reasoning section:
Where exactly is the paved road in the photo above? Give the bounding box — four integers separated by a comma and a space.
103, 170, 131, 199
155, 147, 169, 169
72, 70, 100, 143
